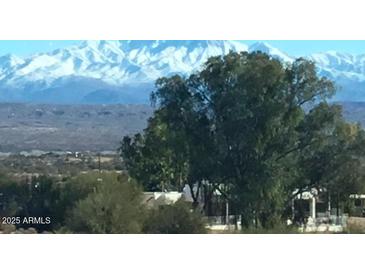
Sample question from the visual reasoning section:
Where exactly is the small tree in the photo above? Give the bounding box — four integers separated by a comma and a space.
66, 173, 146, 233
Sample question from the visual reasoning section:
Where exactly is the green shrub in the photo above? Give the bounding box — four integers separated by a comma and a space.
66, 173, 146, 233
143, 200, 206, 234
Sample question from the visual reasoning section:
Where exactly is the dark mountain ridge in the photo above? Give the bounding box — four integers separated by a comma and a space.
0, 101, 364, 153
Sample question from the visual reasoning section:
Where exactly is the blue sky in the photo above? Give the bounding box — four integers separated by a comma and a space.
0, 41, 81, 57
253, 40, 365, 56
0, 40, 365, 57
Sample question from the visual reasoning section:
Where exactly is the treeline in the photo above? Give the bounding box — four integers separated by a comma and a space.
0, 153, 123, 177
0, 172, 205, 233
121, 51, 365, 229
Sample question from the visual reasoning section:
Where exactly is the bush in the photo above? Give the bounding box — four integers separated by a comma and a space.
54, 171, 123, 229
345, 217, 365, 234
0, 174, 65, 232
0, 174, 28, 217
66, 173, 146, 233
143, 200, 206, 234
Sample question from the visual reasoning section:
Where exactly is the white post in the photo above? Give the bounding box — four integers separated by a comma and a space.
309, 197, 316, 220
225, 201, 229, 227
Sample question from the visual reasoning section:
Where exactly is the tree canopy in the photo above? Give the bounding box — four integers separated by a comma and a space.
121, 51, 365, 229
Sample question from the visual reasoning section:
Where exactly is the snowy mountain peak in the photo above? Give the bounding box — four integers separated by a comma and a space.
248, 41, 274, 51
248, 42, 293, 63
0, 54, 24, 67
0, 40, 253, 103
0, 40, 364, 104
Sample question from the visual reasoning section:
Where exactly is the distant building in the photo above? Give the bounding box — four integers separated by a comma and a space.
292, 189, 365, 232
142, 191, 183, 208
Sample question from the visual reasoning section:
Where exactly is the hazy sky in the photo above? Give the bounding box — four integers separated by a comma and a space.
1, 40, 365, 57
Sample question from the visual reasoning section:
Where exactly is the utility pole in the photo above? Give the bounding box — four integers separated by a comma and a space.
98, 153, 101, 173
96, 153, 103, 186
27, 176, 32, 199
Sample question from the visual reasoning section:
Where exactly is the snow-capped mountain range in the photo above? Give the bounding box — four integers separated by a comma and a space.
0, 40, 365, 104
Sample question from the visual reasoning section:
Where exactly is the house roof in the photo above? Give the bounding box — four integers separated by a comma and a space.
142, 191, 183, 208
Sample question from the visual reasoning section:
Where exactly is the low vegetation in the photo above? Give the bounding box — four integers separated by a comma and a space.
143, 200, 206, 234
0, 172, 207, 233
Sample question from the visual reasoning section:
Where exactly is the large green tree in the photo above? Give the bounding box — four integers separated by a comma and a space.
121, 51, 365, 229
